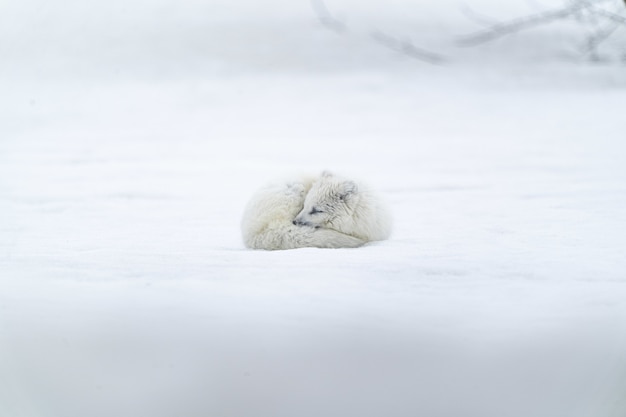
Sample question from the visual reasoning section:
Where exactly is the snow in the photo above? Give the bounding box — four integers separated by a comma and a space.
1, 1, 626, 416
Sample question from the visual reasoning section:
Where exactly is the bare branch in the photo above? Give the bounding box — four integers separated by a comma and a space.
457, 0, 626, 61
370, 31, 445, 64
457, 3, 588, 46
310, 0, 346, 33
590, 7, 626, 24
584, 21, 621, 55
310, 0, 446, 64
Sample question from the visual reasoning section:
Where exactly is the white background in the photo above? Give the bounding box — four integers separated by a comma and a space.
1, 1, 626, 416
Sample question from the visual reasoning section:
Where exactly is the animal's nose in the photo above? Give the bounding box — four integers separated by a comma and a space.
292, 220, 298, 225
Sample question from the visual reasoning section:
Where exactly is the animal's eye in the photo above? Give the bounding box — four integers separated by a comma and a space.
309, 207, 324, 215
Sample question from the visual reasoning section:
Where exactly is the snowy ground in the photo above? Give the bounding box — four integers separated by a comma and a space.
1, 1, 626, 416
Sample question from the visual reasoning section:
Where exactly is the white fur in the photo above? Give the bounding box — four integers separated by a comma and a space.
241, 175, 367, 250
294, 171, 392, 242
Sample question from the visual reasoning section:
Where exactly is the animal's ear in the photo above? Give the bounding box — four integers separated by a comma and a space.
339, 181, 357, 200
321, 170, 333, 178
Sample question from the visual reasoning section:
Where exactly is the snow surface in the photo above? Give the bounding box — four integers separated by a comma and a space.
1, 1, 626, 416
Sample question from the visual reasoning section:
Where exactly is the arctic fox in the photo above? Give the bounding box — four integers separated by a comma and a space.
241, 171, 392, 250
294, 171, 392, 243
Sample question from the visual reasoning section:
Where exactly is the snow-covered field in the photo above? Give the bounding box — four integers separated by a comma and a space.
1, 1, 626, 416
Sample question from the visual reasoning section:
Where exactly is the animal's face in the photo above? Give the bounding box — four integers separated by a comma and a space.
293, 172, 357, 229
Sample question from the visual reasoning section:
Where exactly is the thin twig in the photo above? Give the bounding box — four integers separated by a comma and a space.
311, 0, 446, 64
310, 0, 346, 33
370, 31, 445, 64
590, 7, 626, 24
583, 20, 621, 58
458, 3, 588, 46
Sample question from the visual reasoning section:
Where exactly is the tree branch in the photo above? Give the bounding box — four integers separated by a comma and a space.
583, 21, 621, 59
458, 3, 589, 46
310, 0, 346, 33
590, 6, 626, 24
370, 31, 445, 64
311, 0, 445, 64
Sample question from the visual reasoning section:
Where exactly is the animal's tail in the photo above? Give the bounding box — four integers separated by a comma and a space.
245, 225, 365, 250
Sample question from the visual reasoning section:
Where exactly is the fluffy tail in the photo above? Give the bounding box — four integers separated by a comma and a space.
245, 225, 365, 250
298, 228, 366, 249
